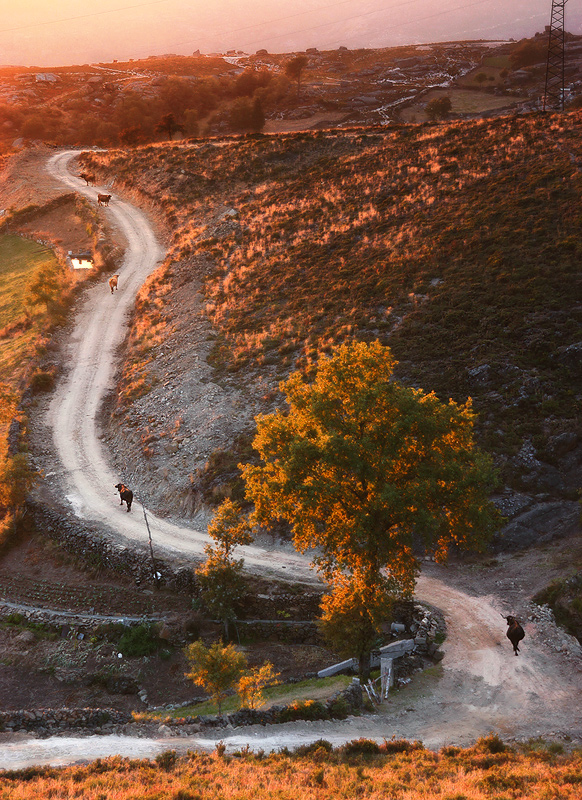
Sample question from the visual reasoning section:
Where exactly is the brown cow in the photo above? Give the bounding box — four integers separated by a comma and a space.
114, 483, 133, 512
506, 615, 525, 656
97, 193, 112, 206
79, 172, 95, 185
109, 274, 119, 293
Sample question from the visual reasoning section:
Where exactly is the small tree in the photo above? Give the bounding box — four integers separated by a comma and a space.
229, 96, 265, 133
195, 499, 252, 639
426, 96, 452, 121
119, 125, 143, 146
184, 640, 247, 714
155, 112, 185, 141
237, 662, 280, 709
285, 55, 309, 98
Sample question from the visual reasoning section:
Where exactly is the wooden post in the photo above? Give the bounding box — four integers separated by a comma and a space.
142, 506, 159, 587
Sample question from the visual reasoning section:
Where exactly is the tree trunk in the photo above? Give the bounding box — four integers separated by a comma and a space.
358, 649, 371, 683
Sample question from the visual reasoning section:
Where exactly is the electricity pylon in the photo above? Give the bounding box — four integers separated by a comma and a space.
544, 0, 568, 111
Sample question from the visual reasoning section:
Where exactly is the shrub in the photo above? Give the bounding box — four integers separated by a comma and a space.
294, 739, 334, 756
279, 699, 330, 722
382, 738, 423, 754
155, 750, 177, 770
328, 695, 350, 719
475, 733, 508, 754
30, 370, 55, 393
341, 738, 381, 756
118, 623, 160, 657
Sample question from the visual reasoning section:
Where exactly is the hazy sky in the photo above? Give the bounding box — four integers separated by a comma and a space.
0, 0, 580, 67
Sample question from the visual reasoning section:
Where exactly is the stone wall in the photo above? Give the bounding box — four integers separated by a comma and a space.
26, 500, 196, 593
0, 682, 364, 737
0, 708, 131, 735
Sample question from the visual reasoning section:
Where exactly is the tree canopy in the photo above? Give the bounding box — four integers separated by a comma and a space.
243, 340, 500, 597
184, 640, 247, 714
195, 499, 252, 639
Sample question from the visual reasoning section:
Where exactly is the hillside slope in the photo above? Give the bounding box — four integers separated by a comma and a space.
81, 113, 581, 545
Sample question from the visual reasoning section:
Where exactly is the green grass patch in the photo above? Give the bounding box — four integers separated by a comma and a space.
0, 235, 60, 382
152, 673, 351, 719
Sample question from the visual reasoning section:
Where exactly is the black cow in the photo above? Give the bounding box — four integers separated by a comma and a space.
114, 483, 133, 512
506, 615, 525, 656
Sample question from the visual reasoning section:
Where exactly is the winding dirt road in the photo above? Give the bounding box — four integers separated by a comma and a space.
44, 151, 312, 583
19, 152, 580, 767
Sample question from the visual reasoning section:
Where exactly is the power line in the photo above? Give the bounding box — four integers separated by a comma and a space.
234, 0, 535, 51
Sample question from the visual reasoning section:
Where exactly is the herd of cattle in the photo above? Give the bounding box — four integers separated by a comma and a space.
79, 175, 133, 517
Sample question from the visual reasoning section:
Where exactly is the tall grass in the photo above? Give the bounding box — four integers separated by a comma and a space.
1, 737, 580, 798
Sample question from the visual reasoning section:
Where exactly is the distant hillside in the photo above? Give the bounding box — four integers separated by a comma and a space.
82, 112, 581, 515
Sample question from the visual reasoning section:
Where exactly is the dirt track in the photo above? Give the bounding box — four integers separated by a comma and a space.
43, 151, 311, 583
23, 152, 582, 760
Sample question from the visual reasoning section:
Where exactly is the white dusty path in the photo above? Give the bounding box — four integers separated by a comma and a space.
44, 151, 312, 583
11, 151, 579, 769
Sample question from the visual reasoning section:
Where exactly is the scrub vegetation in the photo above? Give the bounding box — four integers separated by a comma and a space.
1, 736, 581, 799
82, 111, 582, 492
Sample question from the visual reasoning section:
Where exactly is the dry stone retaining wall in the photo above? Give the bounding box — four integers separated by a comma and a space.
26, 500, 196, 594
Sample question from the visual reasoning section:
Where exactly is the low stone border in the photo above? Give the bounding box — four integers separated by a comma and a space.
0, 683, 364, 738
26, 500, 196, 593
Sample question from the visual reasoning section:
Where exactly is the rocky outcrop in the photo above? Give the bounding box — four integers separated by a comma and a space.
492, 500, 580, 551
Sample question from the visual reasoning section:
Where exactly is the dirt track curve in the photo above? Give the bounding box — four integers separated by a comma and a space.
45, 151, 311, 583
28, 151, 582, 762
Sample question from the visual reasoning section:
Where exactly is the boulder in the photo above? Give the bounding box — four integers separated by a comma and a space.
493, 501, 580, 551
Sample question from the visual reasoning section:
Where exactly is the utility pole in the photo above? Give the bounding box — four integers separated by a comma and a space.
142, 505, 160, 588
544, 0, 568, 111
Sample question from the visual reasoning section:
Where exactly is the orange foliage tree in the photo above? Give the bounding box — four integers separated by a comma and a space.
243, 341, 501, 677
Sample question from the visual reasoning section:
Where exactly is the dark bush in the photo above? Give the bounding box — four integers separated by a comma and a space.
476, 733, 508, 754
341, 738, 382, 756
30, 370, 55, 393
155, 750, 177, 771
279, 700, 330, 722
118, 623, 160, 657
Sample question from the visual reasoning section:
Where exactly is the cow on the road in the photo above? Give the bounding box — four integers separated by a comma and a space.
97, 193, 112, 206
506, 615, 525, 656
114, 483, 133, 512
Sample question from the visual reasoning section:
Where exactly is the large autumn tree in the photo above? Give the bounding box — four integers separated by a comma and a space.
243, 341, 501, 677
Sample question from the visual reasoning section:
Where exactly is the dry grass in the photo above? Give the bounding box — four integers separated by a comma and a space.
83, 111, 582, 493
1, 736, 580, 798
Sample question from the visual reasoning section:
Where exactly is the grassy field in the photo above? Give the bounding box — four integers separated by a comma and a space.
0, 235, 60, 380
0, 235, 64, 462
401, 88, 525, 121
1, 735, 580, 799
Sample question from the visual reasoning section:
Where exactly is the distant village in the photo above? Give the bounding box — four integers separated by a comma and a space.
1, 30, 582, 146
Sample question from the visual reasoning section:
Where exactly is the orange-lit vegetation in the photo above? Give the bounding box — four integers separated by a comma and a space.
1, 736, 581, 798
83, 112, 582, 490
0, 191, 115, 542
